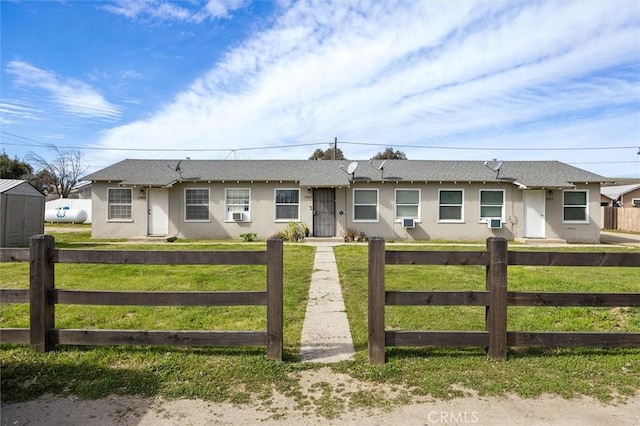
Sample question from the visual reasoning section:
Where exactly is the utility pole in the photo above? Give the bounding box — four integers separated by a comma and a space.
333, 137, 337, 160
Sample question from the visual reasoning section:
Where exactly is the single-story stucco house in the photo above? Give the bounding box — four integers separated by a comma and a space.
81, 159, 609, 243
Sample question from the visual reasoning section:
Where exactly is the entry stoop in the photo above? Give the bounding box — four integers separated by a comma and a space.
304, 237, 345, 243
515, 238, 567, 245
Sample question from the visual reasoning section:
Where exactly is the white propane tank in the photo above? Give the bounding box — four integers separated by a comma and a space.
45, 207, 88, 223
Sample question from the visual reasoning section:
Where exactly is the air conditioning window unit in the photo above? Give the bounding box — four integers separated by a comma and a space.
488, 218, 502, 229
402, 218, 415, 228
232, 212, 243, 221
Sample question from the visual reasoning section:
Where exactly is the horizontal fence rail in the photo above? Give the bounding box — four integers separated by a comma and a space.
369, 237, 640, 364
0, 235, 283, 360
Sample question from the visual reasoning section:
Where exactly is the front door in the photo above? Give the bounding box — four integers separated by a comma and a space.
313, 188, 335, 237
523, 190, 545, 238
148, 189, 169, 236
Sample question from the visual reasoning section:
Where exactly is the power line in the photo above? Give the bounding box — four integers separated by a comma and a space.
1, 137, 325, 153
340, 140, 637, 151
3, 130, 637, 153
570, 161, 639, 164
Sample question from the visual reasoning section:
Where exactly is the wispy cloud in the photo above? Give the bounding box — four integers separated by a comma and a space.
102, 0, 248, 22
5, 61, 122, 120
95, 0, 639, 176
0, 100, 42, 124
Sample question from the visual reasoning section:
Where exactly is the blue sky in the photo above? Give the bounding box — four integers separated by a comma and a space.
1, 0, 639, 178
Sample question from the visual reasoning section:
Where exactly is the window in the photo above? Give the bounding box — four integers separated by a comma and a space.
353, 189, 378, 221
633, 199, 640, 208
395, 189, 420, 220
480, 190, 504, 221
108, 188, 132, 220
275, 189, 299, 221
438, 189, 464, 222
563, 190, 588, 222
185, 188, 209, 221
226, 188, 250, 221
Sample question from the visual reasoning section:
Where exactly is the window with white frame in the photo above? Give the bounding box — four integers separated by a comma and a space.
353, 189, 378, 221
479, 189, 505, 221
185, 188, 209, 221
108, 188, 132, 220
395, 189, 420, 220
563, 190, 588, 222
226, 188, 250, 221
438, 189, 464, 222
275, 189, 299, 221
632, 198, 640, 208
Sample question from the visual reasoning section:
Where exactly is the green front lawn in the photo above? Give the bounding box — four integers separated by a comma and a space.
1, 232, 639, 414
334, 244, 640, 401
1, 233, 315, 403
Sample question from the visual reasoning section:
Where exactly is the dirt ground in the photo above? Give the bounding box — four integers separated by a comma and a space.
2, 368, 639, 426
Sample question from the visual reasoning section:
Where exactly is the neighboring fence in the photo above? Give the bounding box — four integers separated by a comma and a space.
45, 199, 92, 223
368, 237, 640, 365
0, 235, 283, 360
601, 207, 640, 233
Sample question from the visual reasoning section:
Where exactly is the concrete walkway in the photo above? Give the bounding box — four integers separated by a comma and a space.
600, 231, 640, 246
300, 242, 355, 363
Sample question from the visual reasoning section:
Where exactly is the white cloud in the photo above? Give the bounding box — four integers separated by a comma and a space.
5, 61, 122, 120
94, 0, 640, 176
0, 101, 42, 124
119, 70, 145, 80
204, 0, 247, 18
103, 0, 248, 22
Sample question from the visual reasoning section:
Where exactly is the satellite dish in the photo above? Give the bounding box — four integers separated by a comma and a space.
167, 160, 184, 179
347, 161, 358, 174
484, 160, 504, 177
378, 160, 387, 171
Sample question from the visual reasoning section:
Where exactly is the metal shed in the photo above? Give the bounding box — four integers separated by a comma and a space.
0, 179, 45, 247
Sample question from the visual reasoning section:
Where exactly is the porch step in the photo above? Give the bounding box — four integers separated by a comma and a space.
127, 236, 172, 243
304, 237, 345, 243
515, 238, 567, 245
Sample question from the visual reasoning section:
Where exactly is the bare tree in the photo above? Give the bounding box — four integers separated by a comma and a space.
27, 147, 86, 198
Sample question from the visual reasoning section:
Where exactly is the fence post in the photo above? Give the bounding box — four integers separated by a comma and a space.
266, 237, 283, 361
30, 234, 55, 353
368, 238, 386, 365
486, 237, 508, 361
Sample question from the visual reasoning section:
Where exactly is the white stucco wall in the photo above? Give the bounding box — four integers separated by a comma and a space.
90, 181, 601, 243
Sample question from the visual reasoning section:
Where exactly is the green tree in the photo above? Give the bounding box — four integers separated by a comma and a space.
371, 147, 407, 160
25, 169, 57, 194
308, 147, 346, 160
0, 150, 33, 179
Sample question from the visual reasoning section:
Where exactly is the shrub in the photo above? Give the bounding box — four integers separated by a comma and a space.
341, 227, 359, 242
272, 221, 307, 242
240, 233, 257, 242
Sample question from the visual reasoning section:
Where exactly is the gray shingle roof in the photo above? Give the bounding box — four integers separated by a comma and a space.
82, 159, 608, 188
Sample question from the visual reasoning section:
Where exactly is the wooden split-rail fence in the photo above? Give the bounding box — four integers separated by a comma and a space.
0, 235, 283, 360
2, 235, 639, 364
368, 237, 640, 364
